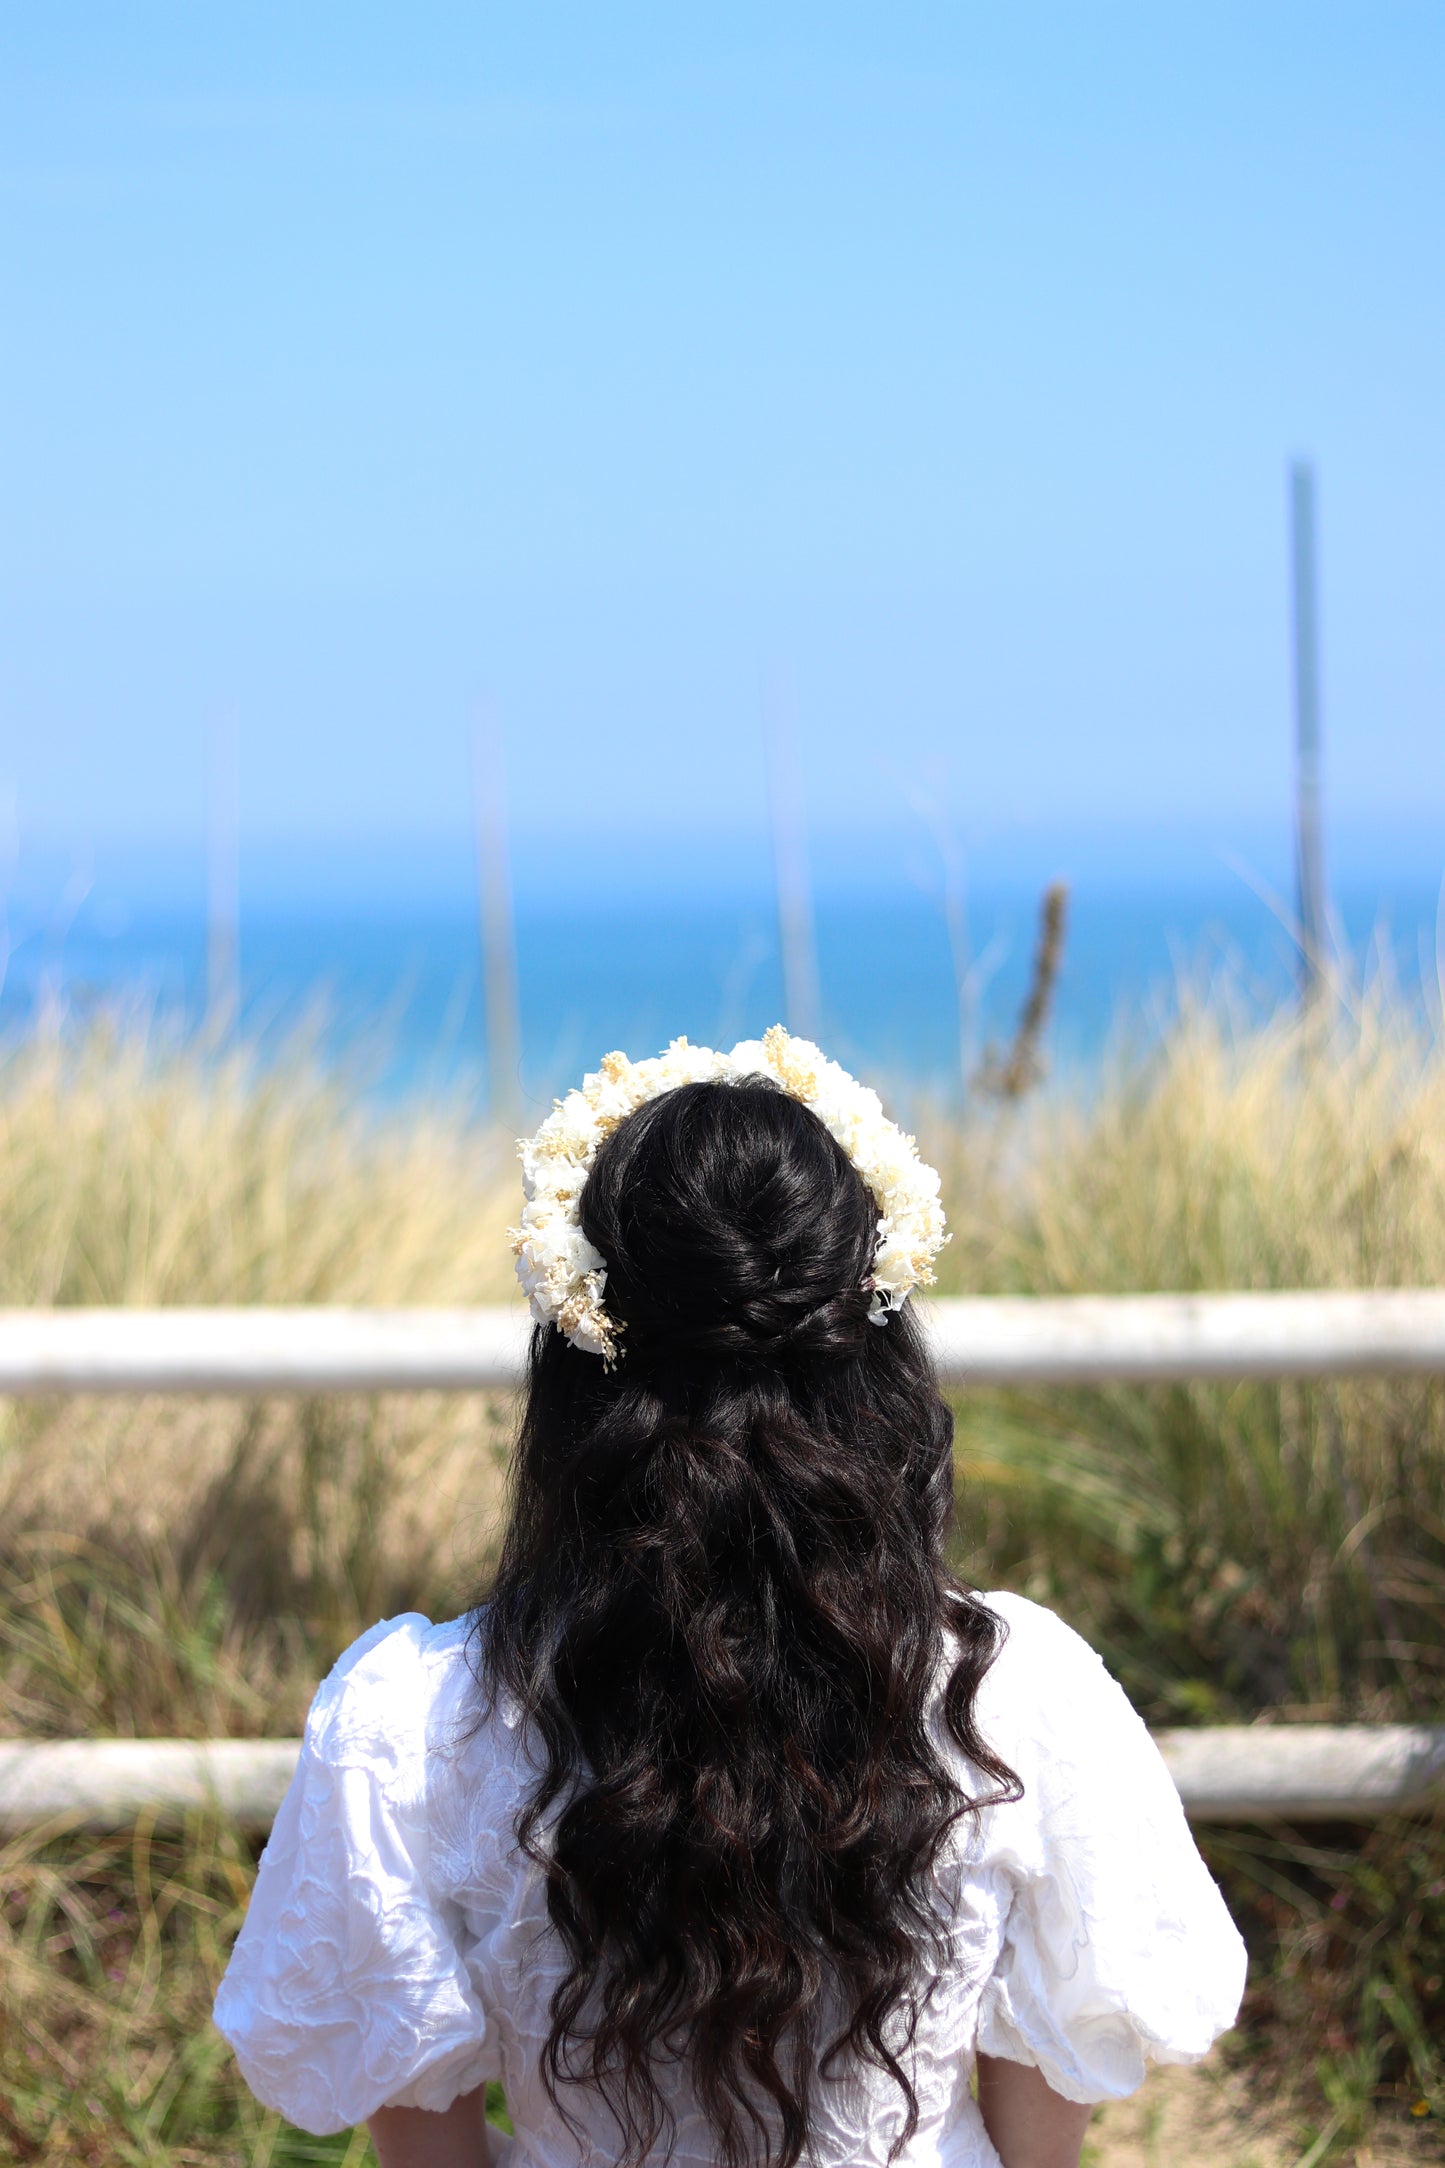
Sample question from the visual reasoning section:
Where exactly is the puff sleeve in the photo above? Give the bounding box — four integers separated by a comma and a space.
973, 1593, 1247, 2104
213, 1616, 496, 2135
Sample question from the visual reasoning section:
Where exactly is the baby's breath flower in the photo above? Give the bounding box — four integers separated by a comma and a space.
509, 1026, 949, 1362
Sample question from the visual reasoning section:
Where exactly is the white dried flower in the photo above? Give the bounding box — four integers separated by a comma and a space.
509, 1025, 949, 1362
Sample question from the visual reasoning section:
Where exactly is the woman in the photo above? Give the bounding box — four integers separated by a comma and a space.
216, 1030, 1245, 2168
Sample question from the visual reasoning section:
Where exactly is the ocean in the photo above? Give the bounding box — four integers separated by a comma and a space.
4, 870, 1440, 1117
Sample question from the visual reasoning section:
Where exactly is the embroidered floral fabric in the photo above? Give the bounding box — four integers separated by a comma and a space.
214, 1596, 1246, 2167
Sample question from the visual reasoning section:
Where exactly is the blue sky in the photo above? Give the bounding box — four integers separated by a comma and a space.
3, 3, 1442, 903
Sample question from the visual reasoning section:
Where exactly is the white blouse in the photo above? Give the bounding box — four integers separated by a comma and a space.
214, 1594, 1246, 2168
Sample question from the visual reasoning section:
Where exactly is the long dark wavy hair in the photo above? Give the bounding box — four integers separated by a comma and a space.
474, 1075, 1018, 2168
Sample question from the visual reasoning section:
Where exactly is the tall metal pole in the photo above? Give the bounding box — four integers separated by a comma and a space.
763, 672, 821, 1042
1290, 459, 1328, 1001
206, 711, 240, 1038
471, 709, 522, 1119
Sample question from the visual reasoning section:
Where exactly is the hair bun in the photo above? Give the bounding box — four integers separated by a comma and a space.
631, 1283, 876, 1369
579, 1078, 880, 1376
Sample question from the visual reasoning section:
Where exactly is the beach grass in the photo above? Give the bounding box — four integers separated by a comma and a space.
1, 998, 1442, 2163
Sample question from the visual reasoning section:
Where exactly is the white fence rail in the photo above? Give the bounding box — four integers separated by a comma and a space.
4, 1291, 1442, 1830
1, 1726, 1441, 1833
5, 1288, 1445, 1394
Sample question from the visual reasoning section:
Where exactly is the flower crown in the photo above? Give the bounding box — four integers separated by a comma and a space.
510, 1024, 948, 1363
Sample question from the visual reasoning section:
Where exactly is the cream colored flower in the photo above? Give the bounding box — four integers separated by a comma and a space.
509, 1025, 948, 1360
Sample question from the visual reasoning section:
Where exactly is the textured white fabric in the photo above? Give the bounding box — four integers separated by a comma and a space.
214, 1593, 1246, 2164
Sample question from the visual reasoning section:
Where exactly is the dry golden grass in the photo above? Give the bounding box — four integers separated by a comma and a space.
937, 986, 1445, 1297
0, 1021, 518, 1724
0, 996, 1441, 2163
929, 991, 1445, 1732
